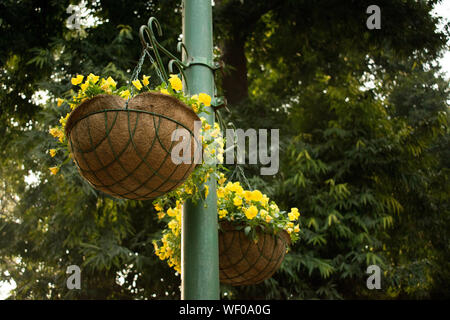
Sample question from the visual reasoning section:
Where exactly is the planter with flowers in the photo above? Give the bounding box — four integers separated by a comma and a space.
153, 175, 301, 286
49, 73, 212, 200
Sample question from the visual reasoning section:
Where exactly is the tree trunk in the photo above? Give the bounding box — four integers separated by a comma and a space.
221, 35, 248, 105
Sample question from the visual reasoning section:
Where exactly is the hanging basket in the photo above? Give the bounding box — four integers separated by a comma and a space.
65, 92, 200, 200
218, 221, 291, 286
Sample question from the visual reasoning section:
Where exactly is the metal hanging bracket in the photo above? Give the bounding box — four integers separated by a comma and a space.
139, 17, 189, 84
137, 17, 224, 105
211, 96, 227, 110
185, 56, 221, 71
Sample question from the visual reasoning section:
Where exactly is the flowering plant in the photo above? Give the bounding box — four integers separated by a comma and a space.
152, 175, 301, 273
47, 73, 213, 175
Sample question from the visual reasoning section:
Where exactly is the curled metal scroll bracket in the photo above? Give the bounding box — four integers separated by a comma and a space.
139, 17, 189, 84
137, 16, 226, 107
138, 17, 222, 87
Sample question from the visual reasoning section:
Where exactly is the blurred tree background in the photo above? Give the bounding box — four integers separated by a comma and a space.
0, 0, 448, 299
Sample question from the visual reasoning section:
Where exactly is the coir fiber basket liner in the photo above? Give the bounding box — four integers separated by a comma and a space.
65, 92, 200, 200
219, 221, 291, 286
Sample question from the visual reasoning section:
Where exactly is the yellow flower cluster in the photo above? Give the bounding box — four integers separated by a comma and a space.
190, 93, 212, 114
152, 201, 182, 273
49, 127, 65, 143
216, 177, 301, 235
71, 74, 84, 85
169, 74, 183, 91
153, 232, 180, 273
153, 174, 302, 274
131, 75, 151, 91
199, 118, 224, 165
63, 73, 125, 113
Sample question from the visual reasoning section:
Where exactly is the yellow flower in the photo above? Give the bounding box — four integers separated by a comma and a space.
100, 77, 116, 92
265, 215, 273, 223
288, 208, 300, 221
203, 122, 211, 131
227, 181, 240, 192
261, 195, 269, 207
59, 113, 69, 127
120, 90, 131, 99
157, 211, 165, 220
160, 88, 169, 95
80, 81, 89, 92
49, 166, 59, 175
154, 203, 163, 211
270, 203, 279, 212
250, 190, 263, 202
233, 196, 242, 207
142, 75, 150, 86
191, 96, 200, 112
294, 224, 300, 233
185, 185, 193, 194
105, 77, 117, 88
169, 74, 183, 91
217, 187, 225, 198
244, 206, 258, 220
204, 185, 209, 198
132, 79, 143, 90
49, 127, 64, 142
218, 173, 226, 185
243, 191, 253, 202
49, 149, 57, 157
259, 209, 268, 218
198, 93, 211, 106
87, 73, 99, 84
49, 127, 59, 138
71, 75, 84, 85
226, 182, 244, 196
176, 200, 182, 211
57, 98, 64, 107
168, 219, 179, 233
219, 209, 228, 218
167, 207, 177, 217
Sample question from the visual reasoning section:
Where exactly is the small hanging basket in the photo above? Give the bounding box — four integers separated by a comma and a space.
65, 92, 200, 200
218, 221, 291, 286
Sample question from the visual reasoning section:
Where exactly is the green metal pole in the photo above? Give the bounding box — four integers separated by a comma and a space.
181, 0, 219, 300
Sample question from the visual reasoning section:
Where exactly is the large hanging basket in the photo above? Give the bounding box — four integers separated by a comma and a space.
65, 92, 200, 200
218, 221, 291, 286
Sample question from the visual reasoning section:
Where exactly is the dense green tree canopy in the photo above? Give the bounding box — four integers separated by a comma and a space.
0, 0, 448, 299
